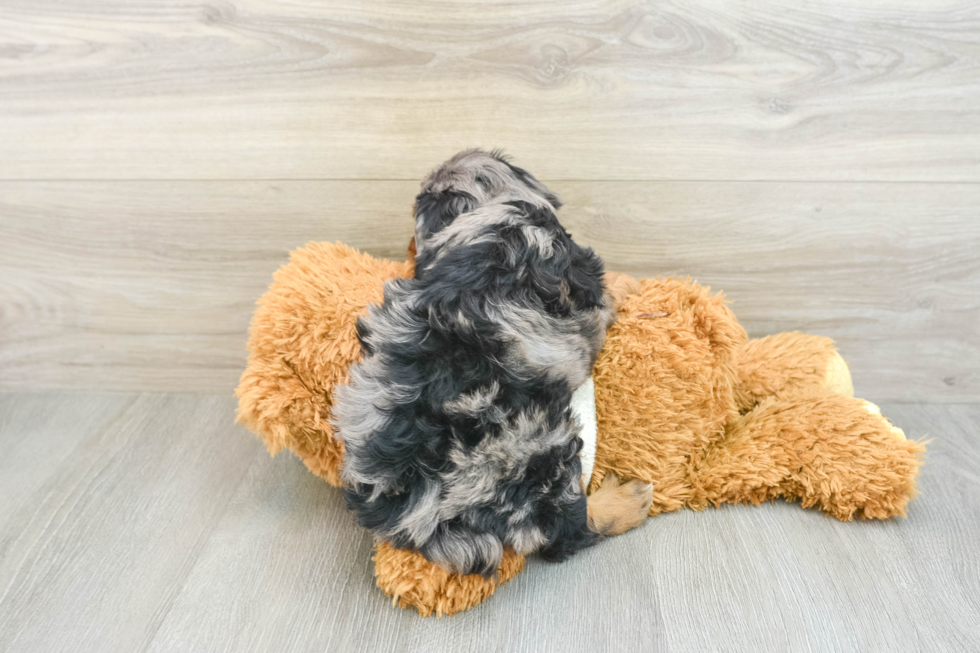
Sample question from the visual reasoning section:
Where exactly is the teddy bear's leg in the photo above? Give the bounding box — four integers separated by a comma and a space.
735, 332, 854, 411
372, 542, 526, 617
693, 392, 925, 520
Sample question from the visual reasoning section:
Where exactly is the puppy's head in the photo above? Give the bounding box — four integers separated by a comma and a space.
413, 149, 561, 254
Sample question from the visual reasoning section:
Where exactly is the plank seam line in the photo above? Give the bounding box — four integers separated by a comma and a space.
2, 179, 980, 184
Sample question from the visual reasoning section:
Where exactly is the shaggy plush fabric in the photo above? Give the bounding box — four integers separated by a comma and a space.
591, 280, 924, 519
734, 332, 855, 409
236, 242, 926, 617
590, 277, 747, 514
695, 392, 924, 520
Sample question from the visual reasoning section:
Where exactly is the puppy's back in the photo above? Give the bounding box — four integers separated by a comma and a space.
335, 151, 641, 576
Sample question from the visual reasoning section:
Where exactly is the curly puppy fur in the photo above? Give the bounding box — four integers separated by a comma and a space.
333, 150, 646, 576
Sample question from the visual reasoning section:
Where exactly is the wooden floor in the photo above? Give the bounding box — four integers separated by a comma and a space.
0, 394, 977, 653
2, 0, 980, 651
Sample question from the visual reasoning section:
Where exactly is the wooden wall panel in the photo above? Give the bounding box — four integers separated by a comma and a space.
1, 1, 978, 181
2, 180, 977, 400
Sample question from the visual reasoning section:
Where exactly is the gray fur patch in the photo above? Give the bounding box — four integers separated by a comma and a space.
506, 524, 548, 555
422, 526, 504, 577
522, 225, 556, 258
491, 303, 607, 389
443, 382, 501, 416
414, 150, 559, 256
397, 479, 442, 544
437, 409, 578, 522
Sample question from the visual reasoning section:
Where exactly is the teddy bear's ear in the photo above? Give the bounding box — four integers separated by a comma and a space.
603, 271, 642, 310
235, 241, 412, 485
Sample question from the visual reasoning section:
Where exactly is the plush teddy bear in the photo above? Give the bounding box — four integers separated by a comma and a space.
236, 241, 925, 617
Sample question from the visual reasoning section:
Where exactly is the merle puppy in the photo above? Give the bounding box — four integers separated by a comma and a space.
333, 150, 651, 577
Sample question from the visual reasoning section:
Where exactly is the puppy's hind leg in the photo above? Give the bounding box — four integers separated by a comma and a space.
586, 472, 653, 538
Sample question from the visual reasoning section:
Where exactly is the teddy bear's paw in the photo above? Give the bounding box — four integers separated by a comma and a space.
587, 472, 653, 538
861, 400, 907, 441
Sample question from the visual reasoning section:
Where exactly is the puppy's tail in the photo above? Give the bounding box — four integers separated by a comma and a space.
586, 472, 653, 538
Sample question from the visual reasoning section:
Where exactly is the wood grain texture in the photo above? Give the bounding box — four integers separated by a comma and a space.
2, 1, 977, 650
2, 180, 977, 401
1, 0, 978, 181
1, 395, 977, 652
0, 393, 262, 653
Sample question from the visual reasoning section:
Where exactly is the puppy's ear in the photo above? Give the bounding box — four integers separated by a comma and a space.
563, 241, 606, 309
519, 208, 606, 314
505, 162, 562, 209
414, 189, 478, 242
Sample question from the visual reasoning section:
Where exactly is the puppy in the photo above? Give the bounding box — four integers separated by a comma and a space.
333, 150, 651, 576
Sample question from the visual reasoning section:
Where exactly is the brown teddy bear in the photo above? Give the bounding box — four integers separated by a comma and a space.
236, 241, 925, 617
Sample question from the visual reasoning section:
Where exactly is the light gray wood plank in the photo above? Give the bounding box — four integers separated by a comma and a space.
0, 1, 978, 181
142, 451, 409, 653
140, 400, 979, 653
0, 394, 136, 530
636, 403, 980, 652
143, 416, 673, 653
2, 180, 977, 401
0, 395, 977, 652
0, 393, 262, 653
